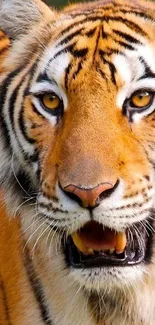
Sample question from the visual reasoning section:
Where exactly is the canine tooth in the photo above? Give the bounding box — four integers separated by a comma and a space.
115, 250, 124, 255
71, 232, 94, 255
109, 248, 115, 254
72, 232, 86, 253
115, 232, 127, 254
87, 248, 94, 255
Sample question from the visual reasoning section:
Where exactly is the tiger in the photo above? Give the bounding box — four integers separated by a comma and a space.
1, 0, 155, 324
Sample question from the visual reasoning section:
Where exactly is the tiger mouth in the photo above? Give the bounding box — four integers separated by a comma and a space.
64, 221, 152, 268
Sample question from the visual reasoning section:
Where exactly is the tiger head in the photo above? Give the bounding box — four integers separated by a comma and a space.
1, 0, 155, 302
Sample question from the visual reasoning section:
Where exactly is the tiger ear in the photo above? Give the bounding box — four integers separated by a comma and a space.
0, 0, 56, 39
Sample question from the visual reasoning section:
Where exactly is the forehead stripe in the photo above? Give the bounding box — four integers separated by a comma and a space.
56, 27, 84, 48
68, 6, 153, 21
58, 15, 147, 39
138, 57, 155, 80
48, 44, 88, 68
48, 43, 76, 65
36, 71, 55, 84
65, 63, 72, 90
116, 40, 135, 51
99, 50, 117, 85
113, 29, 142, 45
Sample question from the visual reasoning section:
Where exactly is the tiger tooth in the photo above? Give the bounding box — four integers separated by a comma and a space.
115, 232, 127, 254
87, 248, 94, 255
115, 250, 124, 255
72, 232, 86, 253
109, 248, 115, 254
71, 232, 94, 255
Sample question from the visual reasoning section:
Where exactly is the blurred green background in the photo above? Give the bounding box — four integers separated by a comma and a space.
47, 0, 87, 8
47, 0, 154, 8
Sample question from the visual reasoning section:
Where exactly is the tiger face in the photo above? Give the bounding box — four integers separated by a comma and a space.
1, 0, 155, 320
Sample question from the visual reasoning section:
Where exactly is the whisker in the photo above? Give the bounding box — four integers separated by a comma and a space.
12, 196, 36, 218
22, 214, 41, 234
23, 218, 47, 251
31, 223, 51, 258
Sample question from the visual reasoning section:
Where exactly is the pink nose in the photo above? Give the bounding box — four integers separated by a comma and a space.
64, 183, 115, 208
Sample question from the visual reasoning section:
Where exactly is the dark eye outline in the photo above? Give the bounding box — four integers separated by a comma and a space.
123, 89, 155, 119
38, 92, 64, 117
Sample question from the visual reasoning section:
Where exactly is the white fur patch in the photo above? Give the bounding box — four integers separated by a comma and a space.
114, 43, 155, 122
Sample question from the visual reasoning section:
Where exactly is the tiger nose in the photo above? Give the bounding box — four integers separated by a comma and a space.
64, 182, 118, 208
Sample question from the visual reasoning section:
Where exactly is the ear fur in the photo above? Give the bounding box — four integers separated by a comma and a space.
0, 0, 56, 39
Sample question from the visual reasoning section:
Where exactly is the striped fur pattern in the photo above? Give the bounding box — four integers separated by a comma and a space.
1, 0, 155, 324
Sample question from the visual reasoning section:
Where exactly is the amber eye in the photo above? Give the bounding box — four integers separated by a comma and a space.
40, 93, 63, 115
130, 91, 153, 109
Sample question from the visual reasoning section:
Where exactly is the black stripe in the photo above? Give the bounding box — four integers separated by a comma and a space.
86, 27, 97, 37
72, 48, 88, 58
6, 78, 34, 156
105, 15, 147, 37
18, 63, 40, 145
9, 63, 37, 128
119, 9, 153, 21
39, 210, 68, 222
9, 85, 21, 127
99, 50, 117, 85
72, 60, 84, 80
15, 170, 36, 195
30, 151, 39, 163
23, 248, 53, 325
113, 29, 142, 45
65, 63, 72, 90
49, 43, 76, 63
4, 62, 39, 155
0, 67, 24, 146
101, 25, 108, 39
105, 48, 124, 56
138, 57, 155, 80
58, 15, 147, 39
57, 27, 84, 47
96, 63, 107, 81
36, 71, 54, 84
48, 43, 88, 65
114, 39, 135, 51
0, 115, 10, 147
92, 27, 101, 63
0, 68, 23, 108
68, 7, 153, 22
19, 104, 35, 144
0, 278, 12, 325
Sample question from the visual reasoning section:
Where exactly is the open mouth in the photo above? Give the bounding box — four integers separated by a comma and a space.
64, 221, 152, 268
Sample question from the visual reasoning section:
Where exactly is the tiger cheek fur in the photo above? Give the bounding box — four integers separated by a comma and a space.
1, 1, 155, 325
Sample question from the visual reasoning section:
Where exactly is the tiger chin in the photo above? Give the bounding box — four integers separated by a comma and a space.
0, 0, 155, 324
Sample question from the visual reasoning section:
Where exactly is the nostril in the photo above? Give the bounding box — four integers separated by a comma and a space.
59, 180, 120, 208
62, 190, 83, 207
99, 180, 120, 201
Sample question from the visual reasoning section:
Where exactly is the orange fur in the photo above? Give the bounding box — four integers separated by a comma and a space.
1, 0, 155, 324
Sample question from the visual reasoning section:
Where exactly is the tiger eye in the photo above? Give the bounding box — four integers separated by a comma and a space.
41, 94, 61, 111
130, 92, 152, 108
